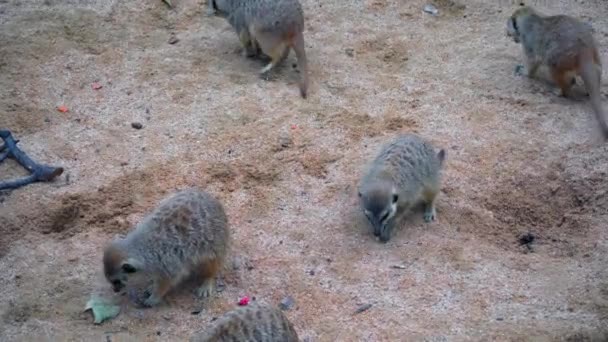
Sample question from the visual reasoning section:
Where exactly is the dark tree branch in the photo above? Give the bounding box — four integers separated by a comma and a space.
0, 130, 64, 191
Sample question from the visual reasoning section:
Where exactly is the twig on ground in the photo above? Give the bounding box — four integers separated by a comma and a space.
0, 130, 64, 191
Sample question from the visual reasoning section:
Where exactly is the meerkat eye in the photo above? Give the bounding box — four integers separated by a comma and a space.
392, 194, 399, 204
121, 263, 137, 274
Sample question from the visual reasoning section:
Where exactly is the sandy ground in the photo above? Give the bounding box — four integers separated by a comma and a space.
1, 0, 608, 340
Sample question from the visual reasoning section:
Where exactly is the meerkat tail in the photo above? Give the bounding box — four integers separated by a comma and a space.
580, 59, 608, 139
293, 32, 308, 99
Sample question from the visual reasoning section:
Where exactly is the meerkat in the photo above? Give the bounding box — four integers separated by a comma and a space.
103, 188, 229, 307
207, 0, 309, 98
191, 303, 300, 342
506, 6, 608, 139
358, 134, 445, 243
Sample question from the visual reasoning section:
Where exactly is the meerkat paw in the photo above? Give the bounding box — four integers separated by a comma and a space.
142, 293, 163, 307
554, 88, 571, 98
259, 63, 277, 81
243, 46, 258, 58
195, 280, 215, 298
423, 206, 437, 223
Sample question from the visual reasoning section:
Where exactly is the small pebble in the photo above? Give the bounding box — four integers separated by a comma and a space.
391, 264, 407, 269
423, 4, 438, 15
278, 133, 293, 149
168, 36, 179, 45
345, 48, 354, 57
131, 122, 143, 129
216, 278, 226, 293
309, 270, 315, 276
518, 233, 535, 246
354, 303, 372, 314
191, 309, 202, 315
279, 296, 295, 311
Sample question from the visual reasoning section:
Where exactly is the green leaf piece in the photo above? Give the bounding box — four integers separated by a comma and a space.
84, 295, 121, 324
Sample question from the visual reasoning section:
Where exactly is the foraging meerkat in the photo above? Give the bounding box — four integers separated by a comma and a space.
358, 134, 445, 243
103, 188, 229, 307
191, 303, 300, 342
506, 6, 608, 139
207, 0, 309, 98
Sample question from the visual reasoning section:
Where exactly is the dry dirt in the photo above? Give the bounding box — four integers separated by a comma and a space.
1, 0, 608, 340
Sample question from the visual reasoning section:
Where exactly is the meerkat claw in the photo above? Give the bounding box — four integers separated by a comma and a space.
143, 294, 162, 308
195, 280, 215, 298
423, 206, 436, 223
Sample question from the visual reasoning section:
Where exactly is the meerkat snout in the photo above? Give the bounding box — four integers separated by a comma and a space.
359, 182, 399, 242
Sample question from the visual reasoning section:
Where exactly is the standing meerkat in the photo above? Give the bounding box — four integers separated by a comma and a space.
103, 188, 229, 307
506, 6, 608, 139
190, 303, 300, 342
207, 0, 309, 98
358, 134, 445, 243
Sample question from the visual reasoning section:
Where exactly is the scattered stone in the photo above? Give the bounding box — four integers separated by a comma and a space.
168, 36, 179, 45
496, 317, 504, 321
423, 4, 438, 15
279, 296, 295, 311
309, 270, 315, 276
191, 309, 202, 315
232, 256, 254, 271
278, 132, 293, 149
354, 303, 372, 314
391, 264, 407, 269
131, 122, 143, 129
345, 48, 354, 57
518, 232, 535, 246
